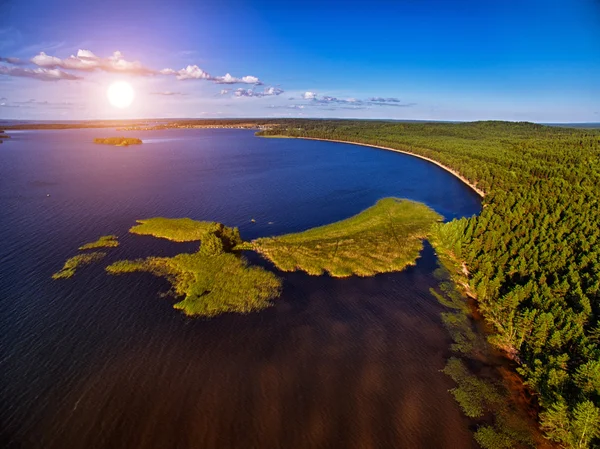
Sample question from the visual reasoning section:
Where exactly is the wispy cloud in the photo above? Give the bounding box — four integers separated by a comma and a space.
368, 97, 402, 103
177, 50, 197, 57
268, 104, 305, 110
17, 40, 65, 55
151, 91, 187, 96
2, 48, 269, 88
234, 87, 284, 97
0, 65, 82, 81
299, 92, 415, 109
30, 49, 154, 75
161, 64, 263, 85
0, 56, 26, 65
3, 98, 83, 109
0, 28, 23, 50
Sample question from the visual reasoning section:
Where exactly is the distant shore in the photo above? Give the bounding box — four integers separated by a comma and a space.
266, 135, 486, 198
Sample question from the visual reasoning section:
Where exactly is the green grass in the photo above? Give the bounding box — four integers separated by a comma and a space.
131, 218, 222, 242
93, 137, 142, 146
78, 235, 119, 250
52, 252, 106, 279
54, 199, 441, 316
106, 252, 281, 317
107, 219, 274, 317
252, 198, 442, 277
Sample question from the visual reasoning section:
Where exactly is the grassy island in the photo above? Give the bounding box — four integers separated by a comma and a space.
79, 235, 119, 250
93, 137, 142, 146
130, 218, 233, 242
107, 252, 281, 317
107, 221, 280, 317
52, 252, 106, 279
252, 198, 442, 277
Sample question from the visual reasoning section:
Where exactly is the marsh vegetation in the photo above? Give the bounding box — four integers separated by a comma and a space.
107, 253, 281, 317
52, 252, 107, 279
78, 235, 119, 250
53, 198, 438, 317
252, 198, 441, 277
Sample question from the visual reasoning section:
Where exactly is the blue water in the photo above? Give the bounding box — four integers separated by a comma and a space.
0, 129, 481, 449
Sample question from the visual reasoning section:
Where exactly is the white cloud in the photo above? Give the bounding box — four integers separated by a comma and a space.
240, 75, 261, 84
31, 52, 63, 67
265, 87, 283, 96
151, 91, 186, 96
215, 73, 237, 84
0, 65, 82, 81
174, 65, 212, 80
30, 49, 153, 75
294, 92, 416, 110
214, 73, 262, 85
233, 87, 284, 98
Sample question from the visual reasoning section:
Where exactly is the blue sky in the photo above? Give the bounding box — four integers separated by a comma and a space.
0, 0, 599, 122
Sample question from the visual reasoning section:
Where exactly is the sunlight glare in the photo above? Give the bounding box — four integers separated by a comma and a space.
107, 81, 135, 109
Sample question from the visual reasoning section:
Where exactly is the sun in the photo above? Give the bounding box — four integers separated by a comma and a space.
107, 81, 135, 108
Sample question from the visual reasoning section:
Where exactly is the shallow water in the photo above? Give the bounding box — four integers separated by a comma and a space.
0, 129, 481, 449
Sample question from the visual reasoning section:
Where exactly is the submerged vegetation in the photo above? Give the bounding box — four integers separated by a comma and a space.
52, 252, 106, 279
259, 120, 600, 448
93, 137, 142, 146
78, 235, 119, 250
253, 198, 441, 277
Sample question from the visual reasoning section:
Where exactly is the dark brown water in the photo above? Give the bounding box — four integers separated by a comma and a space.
0, 129, 481, 449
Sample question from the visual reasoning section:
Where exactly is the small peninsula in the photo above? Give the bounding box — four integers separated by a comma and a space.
94, 137, 142, 146
79, 235, 119, 250
52, 252, 107, 279
252, 198, 442, 277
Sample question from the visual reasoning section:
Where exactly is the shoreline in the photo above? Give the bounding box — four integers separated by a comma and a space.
267, 136, 486, 198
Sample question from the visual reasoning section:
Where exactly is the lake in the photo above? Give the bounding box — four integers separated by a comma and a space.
0, 129, 481, 449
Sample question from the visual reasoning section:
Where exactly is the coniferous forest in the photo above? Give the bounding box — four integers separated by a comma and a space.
259, 120, 600, 448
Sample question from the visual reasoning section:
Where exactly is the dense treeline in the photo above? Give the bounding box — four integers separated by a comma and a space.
259, 120, 600, 448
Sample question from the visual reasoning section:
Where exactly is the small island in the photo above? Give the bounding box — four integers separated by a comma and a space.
94, 137, 142, 146
52, 198, 441, 317
79, 235, 119, 250
0, 130, 9, 142
107, 221, 281, 317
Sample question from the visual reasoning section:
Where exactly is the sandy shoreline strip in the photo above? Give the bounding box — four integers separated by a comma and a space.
283, 136, 486, 198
